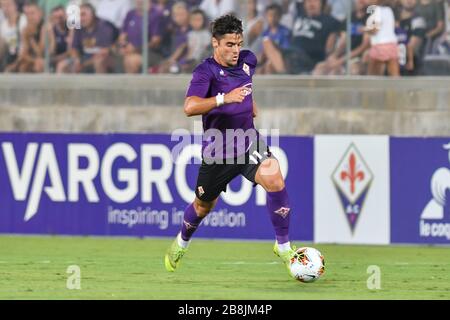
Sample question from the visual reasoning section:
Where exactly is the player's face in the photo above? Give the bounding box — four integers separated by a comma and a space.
213, 33, 243, 67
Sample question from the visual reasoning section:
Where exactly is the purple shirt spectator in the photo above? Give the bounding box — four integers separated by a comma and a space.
122, 7, 162, 49
154, 0, 174, 30
154, 0, 175, 56
172, 25, 190, 54
72, 19, 116, 58
262, 24, 291, 50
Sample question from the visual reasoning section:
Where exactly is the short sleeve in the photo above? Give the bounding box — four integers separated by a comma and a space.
185, 65, 212, 98
328, 16, 341, 35
121, 11, 132, 34
241, 50, 257, 68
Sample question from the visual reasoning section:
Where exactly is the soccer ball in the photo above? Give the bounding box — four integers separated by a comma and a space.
289, 247, 325, 283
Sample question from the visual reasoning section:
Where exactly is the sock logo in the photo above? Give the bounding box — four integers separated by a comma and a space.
274, 207, 290, 218
183, 220, 198, 231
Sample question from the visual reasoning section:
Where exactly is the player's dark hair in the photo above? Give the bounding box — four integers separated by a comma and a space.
211, 14, 243, 40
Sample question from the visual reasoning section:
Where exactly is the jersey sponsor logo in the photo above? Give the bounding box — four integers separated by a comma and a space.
419, 143, 450, 240
332, 143, 373, 232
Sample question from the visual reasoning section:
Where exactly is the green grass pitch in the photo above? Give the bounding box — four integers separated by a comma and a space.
0, 235, 449, 300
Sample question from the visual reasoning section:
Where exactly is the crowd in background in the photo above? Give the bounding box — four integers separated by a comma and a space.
0, 0, 449, 75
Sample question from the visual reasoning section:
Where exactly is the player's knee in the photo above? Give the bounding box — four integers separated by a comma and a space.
193, 200, 214, 218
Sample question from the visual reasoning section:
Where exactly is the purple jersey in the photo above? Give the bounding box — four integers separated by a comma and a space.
72, 19, 115, 58
186, 50, 258, 160
122, 8, 162, 49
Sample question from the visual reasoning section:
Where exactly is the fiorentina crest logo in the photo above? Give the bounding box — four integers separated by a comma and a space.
332, 143, 373, 232
243, 63, 250, 76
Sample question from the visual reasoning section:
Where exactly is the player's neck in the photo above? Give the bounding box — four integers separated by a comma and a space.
213, 53, 232, 68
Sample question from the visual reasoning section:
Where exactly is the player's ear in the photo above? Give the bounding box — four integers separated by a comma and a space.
212, 37, 219, 49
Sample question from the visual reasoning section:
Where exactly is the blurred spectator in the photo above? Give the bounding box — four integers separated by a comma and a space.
246, 0, 296, 29
200, 0, 237, 20
396, 0, 427, 75
185, 0, 203, 9
279, 0, 297, 30
6, 1, 44, 73
59, 3, 116, 73
15, 0, 26, 12
0, 5, 4, 23
0, 0, 26, 71
366, 0, 400, 76
45, 5, 71, 72
434, 0, 450, 54
94, 0, 132, 30
153, 0, 175, 57
158, 1, 190, 73
117, 0, 163, 73
180, 8, 210, 73
313, 0, 371, 75
259, 3, 291, 74
416, 0, 445, 54
263, 0, 340, 74
325, 0, 353, 22
243, 0, 264, 55
154, 0, 174, 17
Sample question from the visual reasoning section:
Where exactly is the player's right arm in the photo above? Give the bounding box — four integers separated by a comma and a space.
184, 66, 248, 117
184, 88, 248, 117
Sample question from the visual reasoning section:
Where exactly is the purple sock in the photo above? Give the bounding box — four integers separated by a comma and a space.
180, 203, 203, 241
267, 187, 291, 244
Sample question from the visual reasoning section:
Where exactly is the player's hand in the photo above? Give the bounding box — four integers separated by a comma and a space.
224, 87, 249, 104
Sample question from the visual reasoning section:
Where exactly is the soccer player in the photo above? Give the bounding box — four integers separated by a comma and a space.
164, 14, 295, 276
